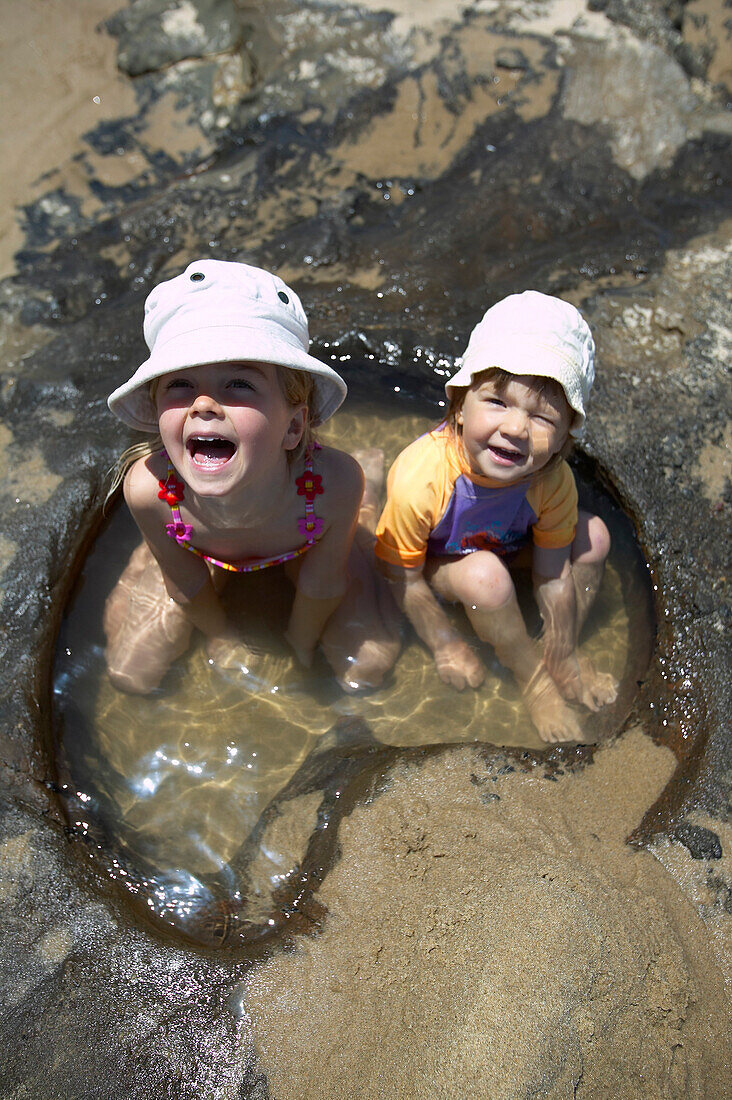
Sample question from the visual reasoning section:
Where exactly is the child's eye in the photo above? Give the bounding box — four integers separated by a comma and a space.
484, 396, 505, 407
165, 378, 194, 390
227, 378, 255, 391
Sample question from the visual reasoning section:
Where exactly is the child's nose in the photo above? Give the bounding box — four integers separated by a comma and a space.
500, 408, 529, 436
190, 391, 224, 416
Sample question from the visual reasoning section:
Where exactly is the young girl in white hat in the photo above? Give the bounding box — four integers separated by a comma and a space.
374, 291, 618, 744
105, 258, 399, 694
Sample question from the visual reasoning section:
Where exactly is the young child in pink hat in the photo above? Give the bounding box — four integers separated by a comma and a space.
105, 258, 399, 694
374, 291, 618, 743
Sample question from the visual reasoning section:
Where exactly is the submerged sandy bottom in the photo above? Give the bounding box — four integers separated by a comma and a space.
240, 727, 731, 1097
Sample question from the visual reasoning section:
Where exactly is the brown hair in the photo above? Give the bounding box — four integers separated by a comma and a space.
106, 365, 318, 504
445, 367, 573, 475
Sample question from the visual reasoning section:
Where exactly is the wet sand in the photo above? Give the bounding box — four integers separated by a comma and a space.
242, 728, 731, 1097
0, 0, 214, 278
0, 1, 134, 275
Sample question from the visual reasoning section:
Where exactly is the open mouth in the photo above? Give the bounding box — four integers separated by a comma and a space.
186, 436, 237, 468
487, 444, 524, 465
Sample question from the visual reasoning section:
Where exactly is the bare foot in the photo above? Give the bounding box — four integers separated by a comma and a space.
576, 655, 619, 709
434, 638, 485, 691
523, 666, 584, 743
206, 635, 259, 675
335, 636, 402, 693
547, 653, 619, 711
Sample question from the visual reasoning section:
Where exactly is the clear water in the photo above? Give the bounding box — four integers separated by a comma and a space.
52, 400, 654, 946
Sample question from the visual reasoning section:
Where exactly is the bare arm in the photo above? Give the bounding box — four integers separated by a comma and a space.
123, 459, 236, 643
285, 450, 363, 666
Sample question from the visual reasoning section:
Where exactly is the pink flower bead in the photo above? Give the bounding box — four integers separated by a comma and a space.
166, 521, 193, 542
297, 515, 324, 537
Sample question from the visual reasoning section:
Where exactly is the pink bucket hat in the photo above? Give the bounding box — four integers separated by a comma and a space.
108, 259, 347, 430
445, 291, 595, 438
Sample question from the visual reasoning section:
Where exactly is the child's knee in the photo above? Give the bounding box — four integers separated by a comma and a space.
574, 512, 610, 565
587, 514, 611, 563
459, 551, 515, 611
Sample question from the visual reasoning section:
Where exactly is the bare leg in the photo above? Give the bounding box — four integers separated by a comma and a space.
566, 512, 618, 708
315, 446, 401, 691
467, 592, 583, 743
104, 541, 193, 694
573, 561, 604, 636
351, 447, 385, 533
572, 511, 610, 634
320, 532, 402, 692
432, 552, 583, 743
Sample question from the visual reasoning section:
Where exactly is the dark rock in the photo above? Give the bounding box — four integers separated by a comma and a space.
674, 823, 723, 860
107, 0, 245, 77
241, 1061, 271, 1099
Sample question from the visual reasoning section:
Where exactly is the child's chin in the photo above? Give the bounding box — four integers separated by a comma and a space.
185, 468, 238, 495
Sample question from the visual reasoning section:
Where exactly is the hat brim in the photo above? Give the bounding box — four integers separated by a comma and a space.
108, 325, 347, 430
445, 338, 587, 438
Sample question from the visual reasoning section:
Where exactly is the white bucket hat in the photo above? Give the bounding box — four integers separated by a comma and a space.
108, 259, 347, 430
445, 291, 595, 438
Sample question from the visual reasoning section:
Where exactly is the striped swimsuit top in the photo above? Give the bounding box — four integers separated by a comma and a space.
158, 444, 324, 574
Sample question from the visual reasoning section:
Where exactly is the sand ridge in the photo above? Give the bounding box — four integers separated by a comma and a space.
241, 727, 731, 1097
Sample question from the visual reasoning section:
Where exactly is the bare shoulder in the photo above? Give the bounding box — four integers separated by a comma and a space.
123, 451, 167, 518
315, 445, 364, 508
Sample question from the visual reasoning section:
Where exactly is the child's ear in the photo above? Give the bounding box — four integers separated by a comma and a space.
456, 409, 464, 427
283, 404, 307, 450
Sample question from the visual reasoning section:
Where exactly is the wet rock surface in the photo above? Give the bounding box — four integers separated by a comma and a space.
109, 0, 246, 77
0, 0, 730, 1095
674, 821, 723, 860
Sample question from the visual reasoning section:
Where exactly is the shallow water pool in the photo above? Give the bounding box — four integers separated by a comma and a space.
52, 401, 654, 945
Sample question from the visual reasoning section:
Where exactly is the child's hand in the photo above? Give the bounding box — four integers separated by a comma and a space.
206, 634, 258, 674
434, 638, 485, 691
547, 653, 618, 711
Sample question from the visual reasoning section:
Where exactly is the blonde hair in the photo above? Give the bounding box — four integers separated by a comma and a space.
445, 366, 573, 476
275, 364, 316, 462
106, 365, 318, 504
